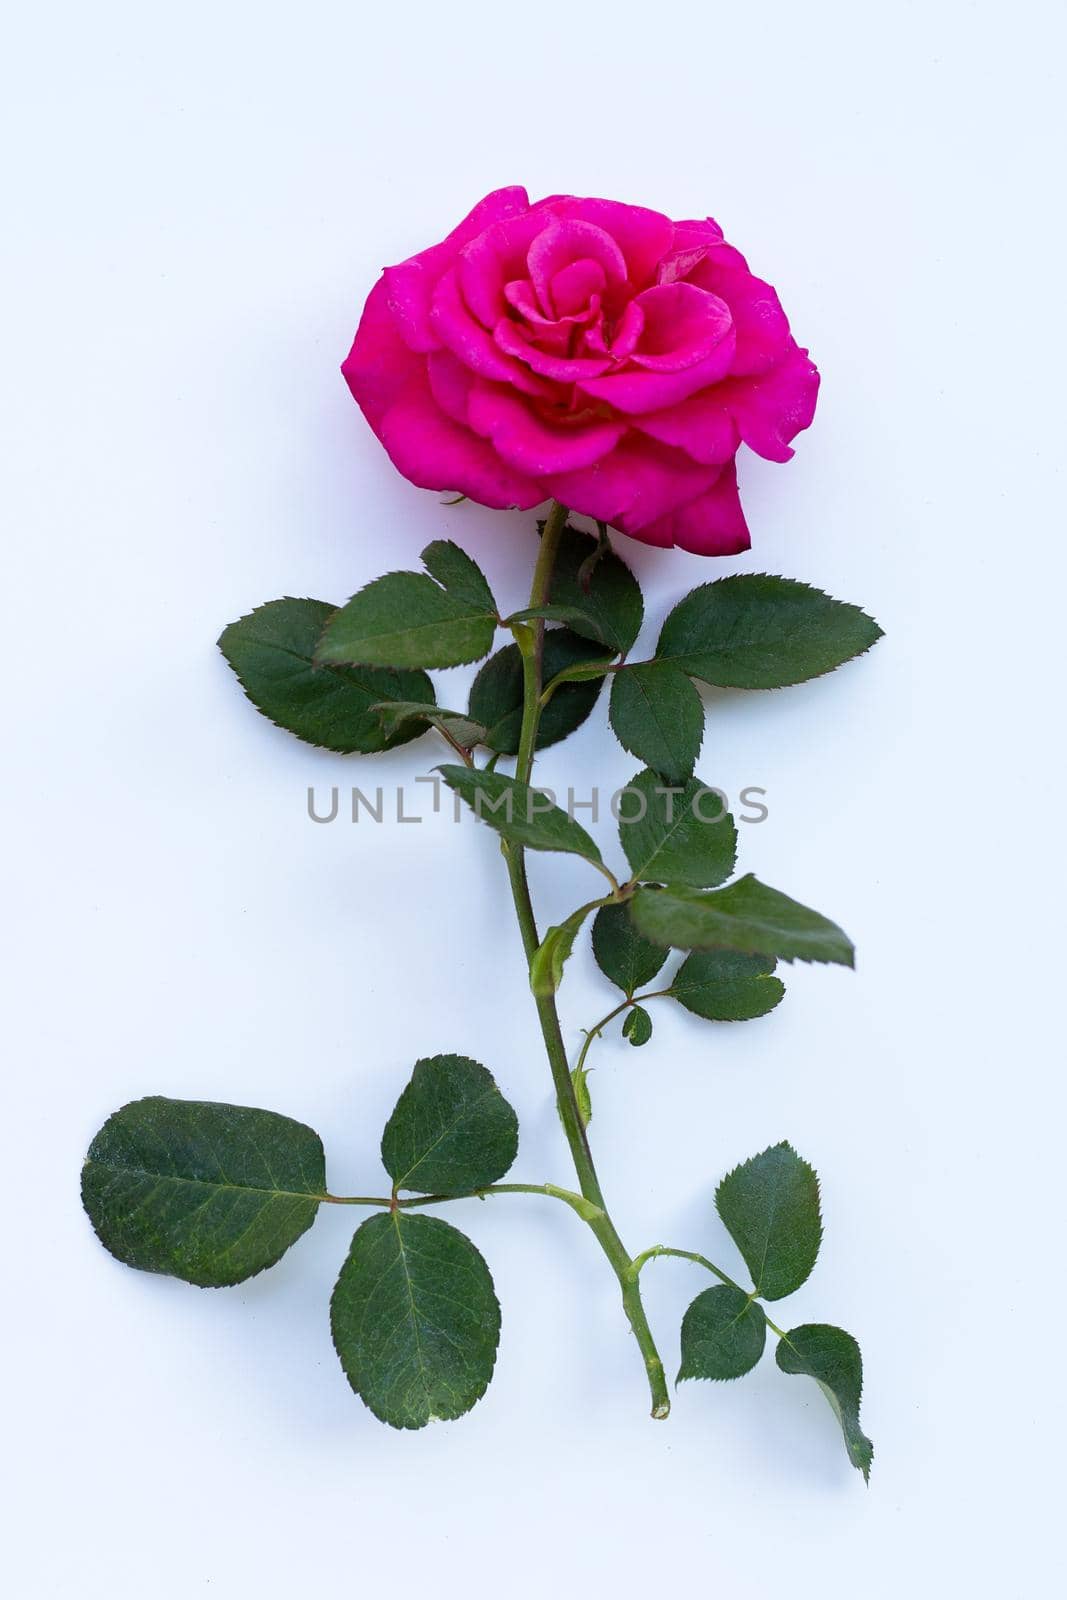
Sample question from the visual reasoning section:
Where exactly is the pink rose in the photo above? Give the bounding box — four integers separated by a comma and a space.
342, 187, 818, 556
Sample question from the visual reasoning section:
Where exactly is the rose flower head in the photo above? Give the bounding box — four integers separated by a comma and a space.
343, 187, 818, 555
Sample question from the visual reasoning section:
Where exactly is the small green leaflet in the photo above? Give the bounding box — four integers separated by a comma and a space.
670, 949, 785, 1021
468, 629, 609, 754
657, 574, 883, 689
420, 539, 497, 612
505, 602, 603, 636
591, 901, 668, 996
715, 1142, 822, 1301
316, 543, 498, 670
618, 769, 737, 888
571, 1065, 593, 1128
218, 598, 436, 753
546, 522, 644, 654
609, 662, 705, 783
440, 765, 603, 865
622, 1005, 653, 1046
629, 875, 854, 966
374, 700, 487, 750
380, 1055, 519, 1196
678, 1285, 767, 1381
81, 1097, 325, 1287
776, 1324, 874, 1480
530, 903, 598, 997
331, 1212, 500, 1429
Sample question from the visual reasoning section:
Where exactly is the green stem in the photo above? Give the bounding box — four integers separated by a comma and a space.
322, 1181, 601, 1223
503, 501, 670, 1420
573, 987, 675, 1078
514, 499, 569, 786
632, 1245, 791, 1339
631, 1244, 742, 1291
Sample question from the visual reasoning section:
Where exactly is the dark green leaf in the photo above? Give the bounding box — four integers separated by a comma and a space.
468, 629, 608, 754
316, 570, 496, 671
546, 523, 643, 653
678, 1285, 767, 1381
420, 539, 497, 613
81, 1097, 325, 1287
622, 1005, 653, 1046
440, 765, 603, 864
657, 574, 883, 689
218, 598, 435, 753
530, 903, 597, 997
374, 700, 486, 749
671, 949, 785, 1021
331, 1212, 500, 1429
618, 769, 737, 888
609, 662, 705, 783
776, 1324, 874, 1480
381, 1055, 518, 1196
591, 902, 669, 996
629, 875, 855, 967
716, 1142, 822, 1301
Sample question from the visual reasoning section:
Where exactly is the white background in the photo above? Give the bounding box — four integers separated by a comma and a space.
5, 1, 1065, 1594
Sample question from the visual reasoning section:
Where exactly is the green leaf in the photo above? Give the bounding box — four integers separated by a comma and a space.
316, 565, 496, 671
657, 574, 883, 689
374, 700, 487, 750
618, 769, 737, 888
419, 539, 497, 613
678, 1285, 767, 1381
530, 903, 598, 997
331, 1212, 500, 1429
440, 765, 603, 865
468, 629, 608, 754
622, 1005, 653, 1046
629, 875, 855, 967
218, 598, 435, 753
546, 523, 643, 653
591, 901, 669, 996
571, 1064, 593, 1128
715, 1142, 822, 1301
609, 662, 705, 783
81, 1097, 325, 1287
776, 1324, 874, 1480
670, 949, 785, 1021
380, 1055, 518, 1196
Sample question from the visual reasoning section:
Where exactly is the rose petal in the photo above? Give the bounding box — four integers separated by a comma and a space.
426, 349, 474, 425
629, 282, 734, 372
494, 317, 612, 381
378, 372, 542, 510
382, 186, 531, 352
724, 341, 820, 461
342, 276, 423, 431
584, 298, 644, 359
528, 219, 628, 316
634, 390, 740, 464
636, 458, 751, 554
430, 267, 555, 397
542, 432, 721, 533
578, 330, 737, 414
559, 198, 675, 288
663, 218, 749, 276
467, 383, 625, 475
550, 258, 607, 317
456, 207, 562, 328
687, 257, 791, 375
